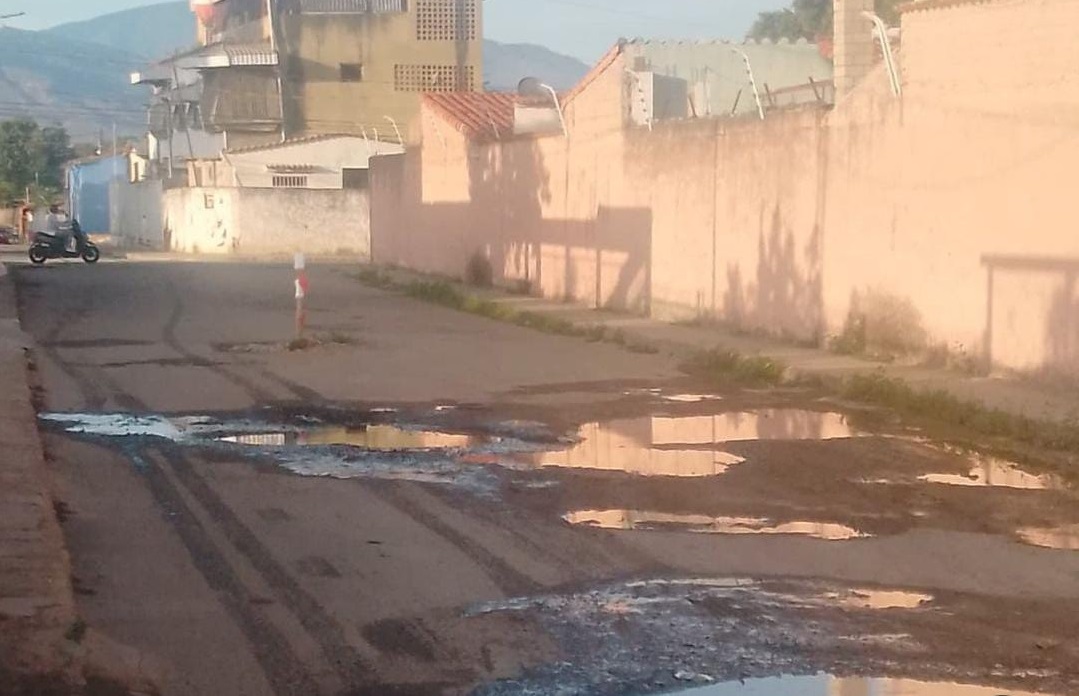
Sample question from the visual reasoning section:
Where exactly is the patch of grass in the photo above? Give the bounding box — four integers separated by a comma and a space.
356, 271, 663, 354
65, 618, 87, 644
513, 311, 579, 336
355, 268, 397, 290
838, 372, 1079, 451
286, 337, 317, 352
286, 332, 358, 352
681, 349, 787, 388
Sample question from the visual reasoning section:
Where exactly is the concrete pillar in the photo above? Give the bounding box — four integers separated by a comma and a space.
834, 0, 875, 96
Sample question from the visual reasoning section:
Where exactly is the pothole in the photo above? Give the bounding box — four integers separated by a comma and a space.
916, 454, 1064, 491
666, 675, 1055, 695
217, 424, 481, 450
503, 410, 862, 478
466, 578, 1057, 696
1017, 524, 1079, 551
562, 510, 869, 541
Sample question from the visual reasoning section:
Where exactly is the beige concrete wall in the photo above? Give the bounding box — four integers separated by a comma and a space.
111, 180, 165, 249
625, 108, 827, 340
821, 0, 1079, 374
372, 50, 649, 311
282, 1, 483, 138
163, 187, 370, 256
372, 0, 1079, 375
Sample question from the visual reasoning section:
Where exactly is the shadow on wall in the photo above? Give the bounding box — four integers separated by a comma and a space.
984, 255, 1079, 377
467, 136, 653, 312
725, 204, 824, 342
371, 133, 653, 313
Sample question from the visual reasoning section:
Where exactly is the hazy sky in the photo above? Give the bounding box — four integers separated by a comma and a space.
8, 0, 790, 61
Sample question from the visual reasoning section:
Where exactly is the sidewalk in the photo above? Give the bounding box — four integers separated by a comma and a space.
0, 262, 81, 690
364, 266, 1079, 425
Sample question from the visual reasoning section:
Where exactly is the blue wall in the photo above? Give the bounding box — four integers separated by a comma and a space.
68, 156, 125, 234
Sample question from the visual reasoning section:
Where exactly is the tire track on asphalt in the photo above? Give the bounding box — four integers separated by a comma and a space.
161, 449, 373, 688
428, 487, 672, 582
372, 483, 540, 598
26, 275, 107, 411
26, 269, 359, 694
161, 277, 322, 405
162, 287, 280, 405
138, 447, 323, 696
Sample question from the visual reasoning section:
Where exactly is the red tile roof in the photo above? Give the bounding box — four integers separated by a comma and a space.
424, 92, 517, 141
563, 40, 625, 106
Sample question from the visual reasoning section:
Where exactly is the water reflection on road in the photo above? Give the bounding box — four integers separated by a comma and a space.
669, 675, 1054, 695
563, 509, 869, 541
219, 425, 479, 450
514, 410, 859, 477
918, 453, 1064, 491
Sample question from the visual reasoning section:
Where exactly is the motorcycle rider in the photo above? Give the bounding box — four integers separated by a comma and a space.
45, 204, 76, 252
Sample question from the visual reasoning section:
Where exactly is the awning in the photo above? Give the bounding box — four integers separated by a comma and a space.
131, 42, 278, 84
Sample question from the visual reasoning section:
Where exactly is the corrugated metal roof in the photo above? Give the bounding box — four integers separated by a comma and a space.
424, 92, 517, 141
221, 43, 278, 67
226, 133, 363, 155
899, 0, 996, 12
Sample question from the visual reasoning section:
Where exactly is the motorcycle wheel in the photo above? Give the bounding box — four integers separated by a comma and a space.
29, 245, 48, 265
82, 246, 100, 264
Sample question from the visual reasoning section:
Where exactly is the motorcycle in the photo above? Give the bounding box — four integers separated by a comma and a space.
28, 223, 100, 265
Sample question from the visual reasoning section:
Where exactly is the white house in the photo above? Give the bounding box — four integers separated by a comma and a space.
188, 134, 405, 189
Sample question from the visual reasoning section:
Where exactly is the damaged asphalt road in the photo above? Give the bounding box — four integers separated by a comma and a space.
11, 260, 1079, 695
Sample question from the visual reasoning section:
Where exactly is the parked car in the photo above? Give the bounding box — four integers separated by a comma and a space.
0, 226, 19, 245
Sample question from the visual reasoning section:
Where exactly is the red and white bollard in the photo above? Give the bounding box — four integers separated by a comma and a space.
294, 253, 309, 340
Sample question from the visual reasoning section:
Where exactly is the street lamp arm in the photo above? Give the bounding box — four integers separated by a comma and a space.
540, 84, 569, 138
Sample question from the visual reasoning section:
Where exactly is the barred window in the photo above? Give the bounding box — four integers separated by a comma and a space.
415, 0, 477, 41
340, 63, 364, 82
273, 175, 309, 188
394, 64, 475, 92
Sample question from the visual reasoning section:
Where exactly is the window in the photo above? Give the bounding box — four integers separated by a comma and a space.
340, 63, 364, 82
393, 64, 475, 92
342, 168, 370, 189
273, 175, 309, 188
415, 0, 477, 41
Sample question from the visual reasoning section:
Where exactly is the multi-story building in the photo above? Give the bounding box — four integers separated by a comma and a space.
159, 0, 483, 150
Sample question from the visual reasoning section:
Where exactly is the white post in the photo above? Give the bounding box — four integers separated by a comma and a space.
294, 253, 307, 340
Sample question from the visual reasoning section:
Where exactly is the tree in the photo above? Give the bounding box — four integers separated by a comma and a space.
37, 127, 75, 190
748, 0, 899, 42
0, 119, 42, 200
0, 119, 74, 205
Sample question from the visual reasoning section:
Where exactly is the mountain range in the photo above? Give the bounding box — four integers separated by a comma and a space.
0, 2, 590, 142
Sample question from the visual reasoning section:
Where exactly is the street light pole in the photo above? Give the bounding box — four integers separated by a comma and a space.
540, 84, 568, 137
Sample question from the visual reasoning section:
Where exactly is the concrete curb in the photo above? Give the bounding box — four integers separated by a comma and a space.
0, 261, 83, 691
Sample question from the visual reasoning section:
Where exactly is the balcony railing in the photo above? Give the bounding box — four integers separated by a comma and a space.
282, 0, 407, 14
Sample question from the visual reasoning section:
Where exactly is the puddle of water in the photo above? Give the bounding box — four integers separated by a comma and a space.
563, 510, 868, 541
662, 394, 723, 403
1017, 525, 1079, 551
40, 413, 186, 440
219, 425, 479, 451
918, 454, 1063, 491
510, 411, 859, 478
471, 578, 977, 696
668, 675, 1051, 695
822, 589, 934, 609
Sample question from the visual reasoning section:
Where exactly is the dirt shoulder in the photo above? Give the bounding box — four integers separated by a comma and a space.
0, 262, 82, 692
